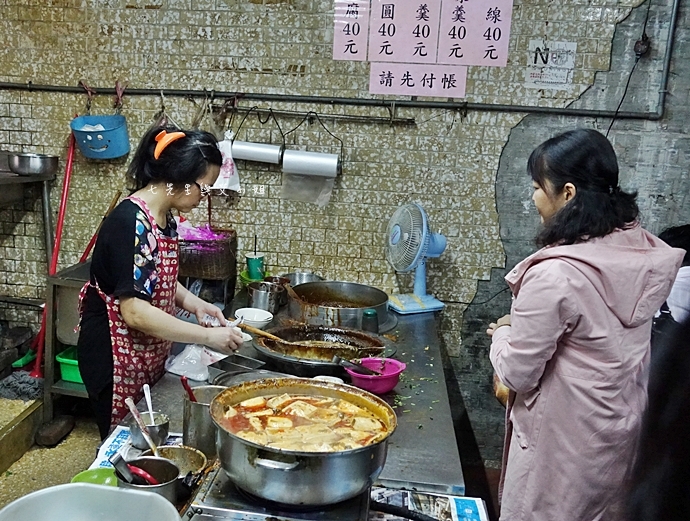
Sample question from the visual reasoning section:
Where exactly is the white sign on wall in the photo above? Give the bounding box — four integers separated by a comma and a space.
525, 40, 577, 89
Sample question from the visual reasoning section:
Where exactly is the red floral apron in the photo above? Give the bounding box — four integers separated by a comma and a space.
78, 196, 179, 428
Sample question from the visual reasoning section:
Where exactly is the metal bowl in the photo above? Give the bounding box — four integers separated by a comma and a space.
280, 272, 325, 286
8, 153, 59, 176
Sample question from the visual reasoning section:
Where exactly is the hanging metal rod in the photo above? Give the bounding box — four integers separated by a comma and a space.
217, 104, 416, 126
0, 81, 661, 120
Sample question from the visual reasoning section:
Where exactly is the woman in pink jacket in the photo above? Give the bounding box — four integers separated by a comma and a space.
487, 128, 684, 521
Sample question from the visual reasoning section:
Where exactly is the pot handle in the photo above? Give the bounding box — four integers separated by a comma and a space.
254, 457, 301, 471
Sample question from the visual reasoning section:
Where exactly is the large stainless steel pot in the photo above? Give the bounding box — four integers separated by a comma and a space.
210, 377, 397, 505
288, 281, 395, 332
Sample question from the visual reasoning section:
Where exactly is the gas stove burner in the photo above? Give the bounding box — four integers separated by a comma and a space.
234, 484, 325, 513
184, 466, 370, 521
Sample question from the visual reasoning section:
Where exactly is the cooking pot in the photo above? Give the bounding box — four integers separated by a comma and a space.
288, 281, 396, 333
210, 377, 397, 505
252, 324, 391, 377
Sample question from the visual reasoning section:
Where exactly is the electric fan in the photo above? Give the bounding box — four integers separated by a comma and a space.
386, 203, 447, 314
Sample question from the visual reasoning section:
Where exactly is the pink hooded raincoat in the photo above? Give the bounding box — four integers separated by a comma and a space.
490, 224, 684, 521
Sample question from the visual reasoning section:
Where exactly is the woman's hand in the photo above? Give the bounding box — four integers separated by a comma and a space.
194, 301, 227, 327
203, 326, 244, 354
493, 373, 510, 407
486, 314, 511, 337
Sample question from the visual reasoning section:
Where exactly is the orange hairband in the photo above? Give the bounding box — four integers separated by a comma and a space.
154, 130, 186, 159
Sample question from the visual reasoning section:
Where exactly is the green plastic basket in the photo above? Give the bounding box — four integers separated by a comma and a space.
56, 346, 83, 384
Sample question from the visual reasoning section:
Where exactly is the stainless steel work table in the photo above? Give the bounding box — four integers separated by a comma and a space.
148, 311, 465, 495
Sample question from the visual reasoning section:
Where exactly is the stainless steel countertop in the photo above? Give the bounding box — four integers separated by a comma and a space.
147, 311, 465, 495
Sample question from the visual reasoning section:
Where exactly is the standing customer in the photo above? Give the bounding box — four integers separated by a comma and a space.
486, 129, 684, 521
77, 126, 243, 440
657, 224, 690, 322
625, 317, 690, 521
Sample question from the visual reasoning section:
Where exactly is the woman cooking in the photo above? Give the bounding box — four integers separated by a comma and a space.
487, 129, 684, 520
77, 126, 243, 440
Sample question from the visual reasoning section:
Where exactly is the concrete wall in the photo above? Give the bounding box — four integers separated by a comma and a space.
1, 0, 687, 465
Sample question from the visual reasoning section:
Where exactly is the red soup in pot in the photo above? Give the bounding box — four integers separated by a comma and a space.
216, 392, 389, 452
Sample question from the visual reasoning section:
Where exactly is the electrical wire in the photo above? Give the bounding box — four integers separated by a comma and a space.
606, 56, 641, 137
606, 0, 653, 137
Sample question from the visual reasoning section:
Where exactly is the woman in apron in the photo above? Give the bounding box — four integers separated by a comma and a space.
77, 126, 243, 440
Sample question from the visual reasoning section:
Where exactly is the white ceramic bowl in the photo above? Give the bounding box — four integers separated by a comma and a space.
235, 307, 273, 329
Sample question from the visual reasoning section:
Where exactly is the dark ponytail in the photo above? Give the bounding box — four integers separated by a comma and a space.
529, 129, 639, 247
127, 125, 222, 191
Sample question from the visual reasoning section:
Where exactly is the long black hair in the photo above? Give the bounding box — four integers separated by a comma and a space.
127, 125, 222, 191
626, 317, 690, 521
659, 224, 690, 266
528, 128, 639, 247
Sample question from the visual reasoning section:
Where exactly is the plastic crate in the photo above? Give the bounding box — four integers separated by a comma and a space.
55, 346, 83, 384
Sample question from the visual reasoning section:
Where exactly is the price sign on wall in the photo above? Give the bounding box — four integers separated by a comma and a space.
333, 0, 370, 61
437, 0, 513, 67
368, 0, 442, 64
369, 62, 467, 97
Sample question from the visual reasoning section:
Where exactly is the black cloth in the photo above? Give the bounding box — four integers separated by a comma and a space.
76, 199, 176, 438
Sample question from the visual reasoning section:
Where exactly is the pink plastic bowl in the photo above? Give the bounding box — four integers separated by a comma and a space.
344, 358, 406, 395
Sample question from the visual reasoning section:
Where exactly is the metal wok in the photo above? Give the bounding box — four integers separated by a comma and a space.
251, 324, 393, 377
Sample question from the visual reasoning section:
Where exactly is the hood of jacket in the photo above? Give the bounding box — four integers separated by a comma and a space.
506, 224, 685, 328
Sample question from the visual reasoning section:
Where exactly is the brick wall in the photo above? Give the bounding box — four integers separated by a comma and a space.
2, 0, 686, 465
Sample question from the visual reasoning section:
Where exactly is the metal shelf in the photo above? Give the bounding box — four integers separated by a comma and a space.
43, 262, 91, 421
51, 380, 88, 398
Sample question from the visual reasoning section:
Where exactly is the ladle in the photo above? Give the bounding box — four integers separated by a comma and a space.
109, 453, 160, 486
143, 383, 155, 425
332, 355, 382, 375
180, 376, 197, 403
124, 397, 159, 457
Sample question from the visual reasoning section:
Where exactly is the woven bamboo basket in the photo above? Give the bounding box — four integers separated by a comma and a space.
178, 228, 237, 280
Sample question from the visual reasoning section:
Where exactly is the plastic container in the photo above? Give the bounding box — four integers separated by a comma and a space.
55, 346, 83, 384
0, 482, 180, 521
70, 114, 130, 160
71, 467, 118, 486
344, 357, 406, 395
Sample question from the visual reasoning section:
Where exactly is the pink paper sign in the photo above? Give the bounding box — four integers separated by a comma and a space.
437, 0, 513, 67
369, 62, 467, 97
333, 0, 370, 61
368, 0, 442, 64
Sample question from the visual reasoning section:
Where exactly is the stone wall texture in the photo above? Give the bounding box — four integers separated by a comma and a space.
1, 0, 688, 464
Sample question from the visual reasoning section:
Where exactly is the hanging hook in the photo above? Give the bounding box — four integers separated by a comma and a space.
78, 80, 96, 114
113, 80, 127, 113
388, 101, 396, 125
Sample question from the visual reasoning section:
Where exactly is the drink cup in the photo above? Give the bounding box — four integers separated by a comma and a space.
245, 253, 265, 280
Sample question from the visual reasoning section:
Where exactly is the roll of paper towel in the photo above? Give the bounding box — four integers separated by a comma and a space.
281, 149, 340, 178
231, 141, 283, 164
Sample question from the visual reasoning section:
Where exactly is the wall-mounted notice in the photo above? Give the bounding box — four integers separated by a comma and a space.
368, 0, 442, 64
333, 0, 370, 61
437, 0, 513, 67
525, 40, 577, 89
369, 62, 467, 97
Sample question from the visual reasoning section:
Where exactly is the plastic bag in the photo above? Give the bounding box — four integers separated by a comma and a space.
165, 344, 228, 381
213, 130, 241, 193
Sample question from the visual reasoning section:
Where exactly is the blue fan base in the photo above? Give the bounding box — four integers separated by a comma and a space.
388, 293, 445, 314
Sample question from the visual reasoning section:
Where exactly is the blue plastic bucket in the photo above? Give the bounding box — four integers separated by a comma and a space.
70, 114, 130, 159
